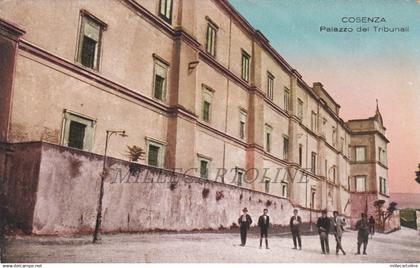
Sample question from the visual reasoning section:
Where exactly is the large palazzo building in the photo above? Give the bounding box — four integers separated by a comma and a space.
0, 0, 391, 223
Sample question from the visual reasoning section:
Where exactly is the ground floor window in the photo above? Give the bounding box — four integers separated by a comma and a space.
62, 110, 96, 151
264, 178, 270, 193
379, 177, 387, 195
197, 154, 212, 179
146, 138, 166, 168
355, 176, 366, 192
281, 182, 288, 197
236, 168, 244, 187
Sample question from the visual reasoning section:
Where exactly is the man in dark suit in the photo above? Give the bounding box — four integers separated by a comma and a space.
356, 213, 370, 255
316, 210, 331, 254
258, 208, 270, 249
238, 207, 252, 246
290, 208, 302, 250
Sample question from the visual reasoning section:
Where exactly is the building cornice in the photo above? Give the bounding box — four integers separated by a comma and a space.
122, 0, 175, 37
350, 130, 390, 143
18, 39, 191, 119
349, 160, 389, 169
122, 0, 354, 136
0, 18, 26, 41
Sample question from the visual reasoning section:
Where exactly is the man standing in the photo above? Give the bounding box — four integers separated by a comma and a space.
356, 213, 370, 255
258, 208, 270, 249
316, 210, 330, 254
238, 207, 252, 246
290, 209, 302, 250
332, 211, 346, 255
368, 215, 375, 239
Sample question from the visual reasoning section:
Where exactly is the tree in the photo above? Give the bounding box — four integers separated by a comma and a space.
373, 199, 398, 232
126, 145, 145, 162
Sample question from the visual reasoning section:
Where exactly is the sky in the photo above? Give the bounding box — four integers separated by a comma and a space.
230, 0, 420, 194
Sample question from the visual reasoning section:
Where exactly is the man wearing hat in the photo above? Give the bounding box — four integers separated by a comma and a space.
290, 208, 302, 250
355, 213, 370, 255
238, 207, 252, 246
316, 210, 331, 254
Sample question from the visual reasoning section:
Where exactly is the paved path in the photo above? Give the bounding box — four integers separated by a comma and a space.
2, 227, 419, 263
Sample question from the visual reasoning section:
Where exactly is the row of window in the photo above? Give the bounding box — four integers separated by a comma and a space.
63, 110, 167, 168
352, 175, 387, 194
197, 157, 288, 196
65, 110, 386, 195
354, 146, 387, 163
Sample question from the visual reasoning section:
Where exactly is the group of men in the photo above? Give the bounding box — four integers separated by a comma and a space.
238, 207, 374, 255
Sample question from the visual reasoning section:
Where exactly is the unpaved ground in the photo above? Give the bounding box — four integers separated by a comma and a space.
1, 227, 419, 263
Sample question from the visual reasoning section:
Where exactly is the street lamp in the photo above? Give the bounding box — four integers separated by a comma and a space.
93, 130, 127, 243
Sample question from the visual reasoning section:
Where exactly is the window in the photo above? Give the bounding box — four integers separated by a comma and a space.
340, 137, 345, 152
198, 154, 211, 179
241, 50, 250, 82
265, 124, 272, 153
62, 110, 95, 151
148, 145, 160, 167
283, 136, 289, 160
355, 146, 366, 162
206, 21, 217, 56
281, 182, 288, 197
311, 152, 316, 174
236, 168, 244, 187
239, 110, 247, 140
355, 176, 366, 192
311, 190, 316, 209
77, 12, 105, 70
200, 160, 209, 179
284, 87, 290, 111
153, 58, 169, 101
146, 138, 166, 168
202, 86, 213, 122
325, 159, 328, 178
297, 98, 303, 120
311, 111, 317, 132
267, 72, 274, 100
379, 177, 387, 195
264, 178, 270, 193
378, 147, 387, 164
68, 121, 87, 150
159, 0, 173, 23
332, 127, 336, 147
348, 176, 351, 191
298, 144, 303, 166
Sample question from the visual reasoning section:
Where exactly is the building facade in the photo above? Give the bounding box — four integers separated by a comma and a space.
0, 0, 391, 220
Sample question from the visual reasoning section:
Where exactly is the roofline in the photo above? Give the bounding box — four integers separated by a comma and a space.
217, 0, 352, 130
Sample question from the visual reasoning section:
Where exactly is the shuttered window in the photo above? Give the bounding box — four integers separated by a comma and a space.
77, 14, 104, 70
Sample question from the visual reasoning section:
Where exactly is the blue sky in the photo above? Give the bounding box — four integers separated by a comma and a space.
229, 0, 420, 65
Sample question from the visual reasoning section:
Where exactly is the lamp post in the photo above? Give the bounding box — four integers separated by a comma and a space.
93, 130, 127, 243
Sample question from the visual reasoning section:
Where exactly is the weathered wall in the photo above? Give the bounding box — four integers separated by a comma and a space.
17, 142, 322, 235
0, 142, 41, 233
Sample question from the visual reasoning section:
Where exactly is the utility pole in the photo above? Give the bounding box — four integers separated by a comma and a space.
93, 130, 127, 243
